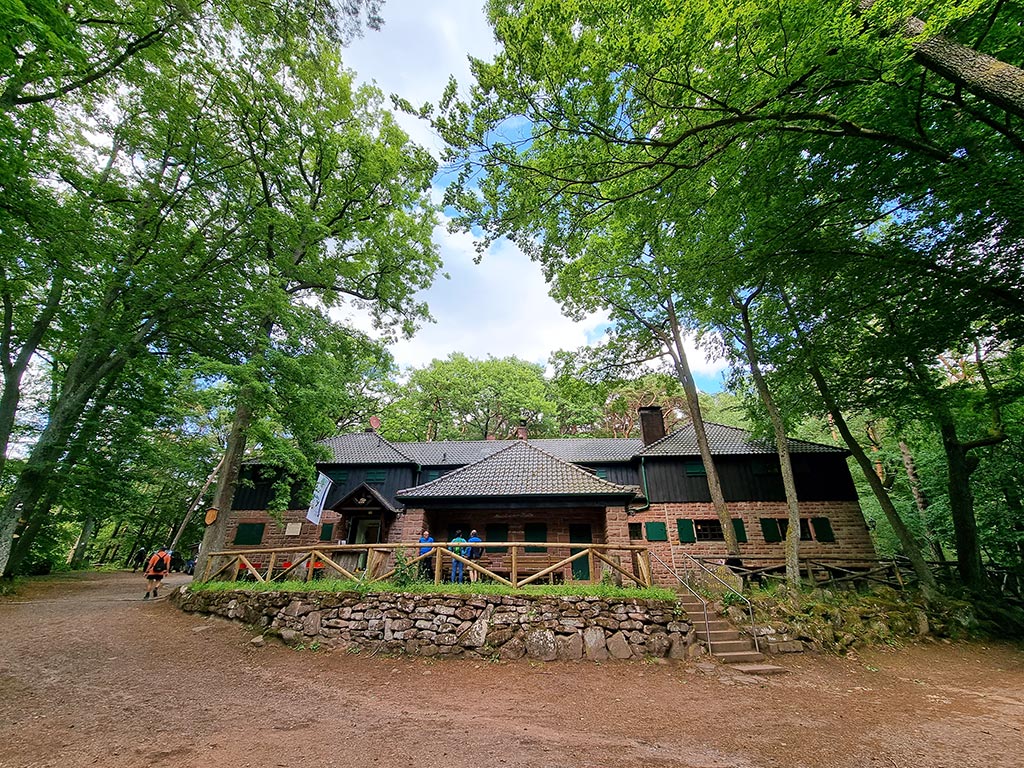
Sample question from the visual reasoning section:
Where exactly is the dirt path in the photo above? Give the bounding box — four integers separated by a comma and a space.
1, 572, 1022, 768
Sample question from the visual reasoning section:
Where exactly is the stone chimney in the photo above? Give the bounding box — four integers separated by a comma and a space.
516, 420, 529, 440
638, 406, 666, 446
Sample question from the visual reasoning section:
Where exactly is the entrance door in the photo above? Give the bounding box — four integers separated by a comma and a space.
569, 524, 592, 581
353, 518, 381, 570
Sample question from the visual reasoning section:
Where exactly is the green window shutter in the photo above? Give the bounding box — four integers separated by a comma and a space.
811, 517, 836, 543
676, 519, 696, 544
732, 518, 748, 543
485, 523, 508, 554
645, 521, 668, 541
683, 459, 707, 477
233, 522, 265, 546
524, 522, 547, 553
365, 469, 385, 484
319, 523, 334, 542
759, 518, 782, 543
325, 469, 349, 484
595, 468, 608, 479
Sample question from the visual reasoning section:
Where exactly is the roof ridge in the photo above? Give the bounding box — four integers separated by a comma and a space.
396, 439, 638, 497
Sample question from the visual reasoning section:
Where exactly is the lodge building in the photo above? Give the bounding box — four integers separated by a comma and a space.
225, 406, 875, 585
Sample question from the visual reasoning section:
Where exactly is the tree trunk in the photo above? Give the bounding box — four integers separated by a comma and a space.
905, 16, 1024, 121
0, 274, 65, 480
666, 298, 739, 555
3, 372, 121, 575
98, 521, 125, 564
906, 359, 987, 591
936, 417, 986, 590
69, 518, 97, 569
858, 1, 1024, 120
806, 362, 937, 595
737, 298, 802, 588
193, 387, 256, 580
898, 440, 946, 563
169, 456, 224, 552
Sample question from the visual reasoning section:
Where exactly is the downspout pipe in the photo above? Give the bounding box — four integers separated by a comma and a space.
628, 457, 651, 515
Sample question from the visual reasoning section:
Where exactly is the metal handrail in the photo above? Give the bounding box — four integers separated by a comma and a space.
648, 552, 713, 656
676, 551, 760, 654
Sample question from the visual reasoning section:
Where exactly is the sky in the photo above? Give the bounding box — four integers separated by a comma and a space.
341, 0, 728, 391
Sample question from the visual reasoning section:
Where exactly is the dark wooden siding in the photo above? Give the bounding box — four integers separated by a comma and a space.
643, 455, 857, 503
321, 464, 416, 509
231, 467, 306, 510
577, 464, 639, 486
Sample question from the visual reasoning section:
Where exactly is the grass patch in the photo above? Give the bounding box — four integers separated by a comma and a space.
189, 578, 676, 601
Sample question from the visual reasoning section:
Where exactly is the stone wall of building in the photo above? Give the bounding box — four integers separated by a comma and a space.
174, 589, 697, 662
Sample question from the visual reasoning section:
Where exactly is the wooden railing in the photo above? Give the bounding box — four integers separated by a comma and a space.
681, 554, 913, 590
201, 541, 654, 589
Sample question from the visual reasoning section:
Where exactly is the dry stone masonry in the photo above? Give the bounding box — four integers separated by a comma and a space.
174, 589, 698, 662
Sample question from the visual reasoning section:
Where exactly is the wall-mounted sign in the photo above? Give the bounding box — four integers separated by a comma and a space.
204, 507, 219, 525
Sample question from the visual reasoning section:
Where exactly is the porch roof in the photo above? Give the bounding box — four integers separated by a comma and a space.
328, 482, 400, 515
395, 440, 640, 501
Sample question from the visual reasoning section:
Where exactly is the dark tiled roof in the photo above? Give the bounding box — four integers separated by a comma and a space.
396, 441, 639, 500
320, 432, 413, 464
530, 438, 643, 463
398, 437, 641, 466
638, 422, 846, 456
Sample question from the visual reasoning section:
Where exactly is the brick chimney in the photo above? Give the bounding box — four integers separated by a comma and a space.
638, 406, 666, 446
516, 420, 528, 440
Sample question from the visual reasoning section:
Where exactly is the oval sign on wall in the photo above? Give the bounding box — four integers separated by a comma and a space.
204, 507, 219, 525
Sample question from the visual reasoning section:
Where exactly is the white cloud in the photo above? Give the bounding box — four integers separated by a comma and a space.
338, 1, 729, 386
343, 0, 496, 155
387, 223, 610, 371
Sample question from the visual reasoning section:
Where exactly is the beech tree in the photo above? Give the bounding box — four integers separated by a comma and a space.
0, 2, 438, 577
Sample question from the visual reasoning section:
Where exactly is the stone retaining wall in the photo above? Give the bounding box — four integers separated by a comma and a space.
174, 589, 698, 662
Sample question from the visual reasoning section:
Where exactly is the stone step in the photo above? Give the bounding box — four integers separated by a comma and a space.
714, 650, 766, 664
691, 619, 734, 632
728, 663, 788, 676
705, 638, 756, 654
695, 629, 742, 642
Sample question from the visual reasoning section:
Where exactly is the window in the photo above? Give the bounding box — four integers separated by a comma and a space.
628, 522, 643, 541
485, 523, 508, 553
594, 468, 609, 480
811, 517, 836, 543
644, 521, 668, 541
319, 523, 334, 542
324, 469, 349, 484
233, 522, 265, 546
524, 522, 547, 553
678, 518, 747, 544
682, 459, 707, 477
423, 469, 443, 482
760, 517, 812, 543
365, 469, 385, 484
694, 519, 724, 541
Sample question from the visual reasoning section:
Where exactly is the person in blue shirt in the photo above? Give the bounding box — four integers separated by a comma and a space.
450, 530, 467, 583
417, 529, 434, 580
466, 529, 483, 583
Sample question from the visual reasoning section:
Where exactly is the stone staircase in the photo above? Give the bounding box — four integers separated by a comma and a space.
676, 593, 767, 665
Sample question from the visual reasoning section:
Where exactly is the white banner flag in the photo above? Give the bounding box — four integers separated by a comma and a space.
305, 472, 333, 525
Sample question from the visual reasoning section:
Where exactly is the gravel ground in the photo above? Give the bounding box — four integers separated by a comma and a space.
1, 570, 1022, 768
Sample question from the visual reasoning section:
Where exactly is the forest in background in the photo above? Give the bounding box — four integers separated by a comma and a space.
1, 2, 1021, 599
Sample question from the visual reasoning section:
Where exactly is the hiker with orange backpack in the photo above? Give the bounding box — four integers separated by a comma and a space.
144, 545, 172, 599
